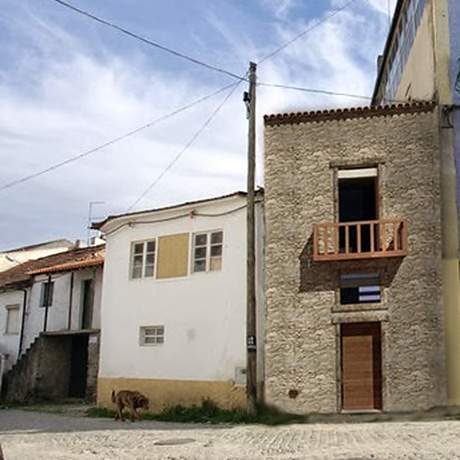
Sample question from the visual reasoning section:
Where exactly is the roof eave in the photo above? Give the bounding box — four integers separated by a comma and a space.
92, 191, 251, 233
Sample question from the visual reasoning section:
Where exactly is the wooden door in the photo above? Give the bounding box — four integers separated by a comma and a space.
341, 322, 382, 411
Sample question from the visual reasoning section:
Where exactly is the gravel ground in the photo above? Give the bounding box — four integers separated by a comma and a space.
1, 409, 460, 459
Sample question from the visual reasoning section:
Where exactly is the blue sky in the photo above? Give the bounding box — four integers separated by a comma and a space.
0, 0, 395, 249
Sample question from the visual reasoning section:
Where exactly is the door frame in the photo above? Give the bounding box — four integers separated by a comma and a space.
80, 278, 95, 330
336, 320, 386, 412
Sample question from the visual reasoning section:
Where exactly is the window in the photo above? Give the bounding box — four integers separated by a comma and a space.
140, 325, 164, 346
192, 231, 223, 273
156, 233, 189, 279
131, 240, 156, 279
340, 273, 381, 305
40, 281, 54, 307
5, 305, 20, 335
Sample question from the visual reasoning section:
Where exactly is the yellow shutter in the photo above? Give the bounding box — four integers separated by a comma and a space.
156, 233, 189, 279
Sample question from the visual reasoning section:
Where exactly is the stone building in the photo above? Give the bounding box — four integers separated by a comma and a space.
372, 0, 460, 407
263, 102, 447, 413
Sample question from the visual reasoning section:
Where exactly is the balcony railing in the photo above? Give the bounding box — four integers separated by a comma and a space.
313, 219, 408, 262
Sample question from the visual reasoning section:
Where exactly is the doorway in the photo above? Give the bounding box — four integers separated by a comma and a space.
340, 322, 382, 411
68, 334, 89, 398
81, 279, 94, 330
338, 171, 378, 252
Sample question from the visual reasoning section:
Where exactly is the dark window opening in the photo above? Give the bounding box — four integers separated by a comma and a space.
40, 281, 54, 307
338, 172, 378, 253
81, 279, 94, 330
340, 273, 381, 305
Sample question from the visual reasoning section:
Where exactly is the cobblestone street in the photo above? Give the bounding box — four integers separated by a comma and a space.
1, 410, 459, 459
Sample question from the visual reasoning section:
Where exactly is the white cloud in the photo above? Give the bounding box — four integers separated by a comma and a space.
259, 0, 298, 18
365, 0, 398, 16
0, 0, 389, 248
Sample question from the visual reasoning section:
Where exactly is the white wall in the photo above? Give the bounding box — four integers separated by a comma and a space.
22, 267, 103, 352
0, 241, 73, 272
0, 290, 26, 371
99, 195, 264, 384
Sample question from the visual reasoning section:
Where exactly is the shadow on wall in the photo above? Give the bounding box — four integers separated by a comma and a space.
298, 233, 404, 293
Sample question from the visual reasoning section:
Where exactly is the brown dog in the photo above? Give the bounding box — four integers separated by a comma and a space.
111, 389, 149, 422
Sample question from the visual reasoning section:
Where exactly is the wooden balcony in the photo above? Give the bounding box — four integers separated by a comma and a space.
313, 219, 408, 262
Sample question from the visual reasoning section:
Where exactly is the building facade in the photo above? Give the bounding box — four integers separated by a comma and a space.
372, 0, 460, 407
95, 192, 265, 412
0, 239, 73, 273
263, 102, 447, 413
0, 245, 104, 402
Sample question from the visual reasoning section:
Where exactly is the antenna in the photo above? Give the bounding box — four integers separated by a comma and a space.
87, 201, 105, 245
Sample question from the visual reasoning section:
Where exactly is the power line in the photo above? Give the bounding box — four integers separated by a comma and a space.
0, 82, 237, 192
258, 81, 407, 103
258, 0, 358, 64
50, 0, 246, 82
258, 82, 373, 101
127, 81, 242, 212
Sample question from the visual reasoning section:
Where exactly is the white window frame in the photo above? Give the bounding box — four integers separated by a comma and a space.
5, 304, 20, 335
140, 325, 164, 346
130, 239, 157, 280
191, 230, 223, 273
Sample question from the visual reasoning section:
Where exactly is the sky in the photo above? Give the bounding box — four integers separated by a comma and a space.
0, 0, 396, 250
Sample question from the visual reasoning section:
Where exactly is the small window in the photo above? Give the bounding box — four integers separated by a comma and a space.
5, 305, 20, 335
340, 273, 381, 305
40, 281, 54, 307
192, 231, 223, 273
131, 240, 156, 279
140, 325, 164, 346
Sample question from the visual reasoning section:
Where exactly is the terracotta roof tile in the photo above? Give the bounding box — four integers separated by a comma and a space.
263, 101, 436, 126
0, 245, 105, 290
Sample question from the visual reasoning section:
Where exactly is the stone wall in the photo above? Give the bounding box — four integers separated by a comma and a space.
263, 107, 447, 413
86, 333, 100, 402
3, 335, 71, 402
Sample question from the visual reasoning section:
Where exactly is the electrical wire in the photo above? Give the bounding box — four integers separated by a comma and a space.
0, 82, 237, 192
50, 0, 246, 82
258, 0, 358, 64
258, 82, 373, 101
258, 82, 407, 103
126, 81, 242, 212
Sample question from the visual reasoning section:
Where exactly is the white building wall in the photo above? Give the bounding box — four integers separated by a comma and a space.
0, 290, 26, 371
99, 196, 264, 384
22, 267, 103, 352
0, 241, 73, 272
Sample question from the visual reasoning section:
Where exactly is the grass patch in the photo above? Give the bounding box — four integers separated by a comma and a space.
87, 399, 306, 426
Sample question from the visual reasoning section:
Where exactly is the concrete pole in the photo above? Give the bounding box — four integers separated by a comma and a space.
246, 61, 258, 414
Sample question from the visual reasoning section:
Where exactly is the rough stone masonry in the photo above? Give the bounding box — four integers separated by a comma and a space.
263, 103, 447, 414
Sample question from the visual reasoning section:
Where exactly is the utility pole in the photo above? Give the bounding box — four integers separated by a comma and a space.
245, 61, 257, 414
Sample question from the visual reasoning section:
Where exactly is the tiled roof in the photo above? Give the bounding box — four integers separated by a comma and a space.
0, 245, 105, 290
28, 248, 104, 275
263, 101, 436, 126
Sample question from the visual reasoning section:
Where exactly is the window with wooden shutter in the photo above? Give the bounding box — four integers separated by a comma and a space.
156, 233, 189, 279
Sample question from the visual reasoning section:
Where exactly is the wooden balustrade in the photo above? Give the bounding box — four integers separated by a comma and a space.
312, 219, 407, 261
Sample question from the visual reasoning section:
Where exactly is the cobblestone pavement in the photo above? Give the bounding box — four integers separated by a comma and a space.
0, 410, 460, 459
